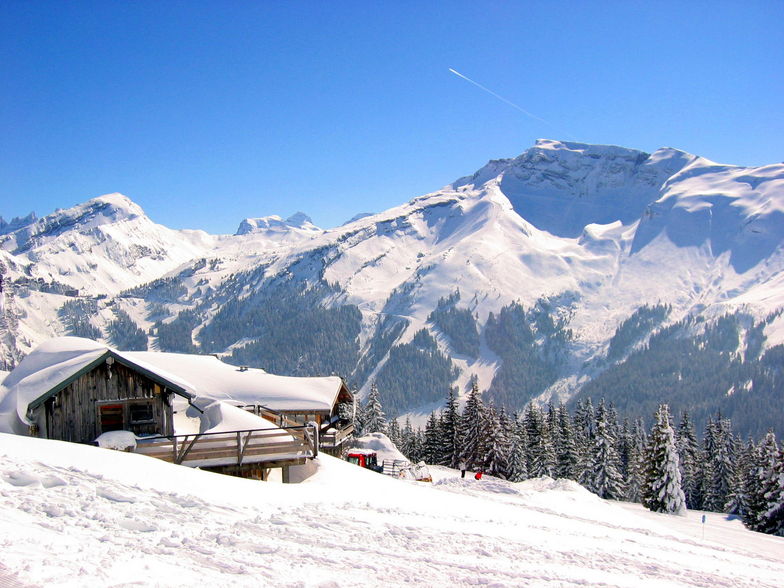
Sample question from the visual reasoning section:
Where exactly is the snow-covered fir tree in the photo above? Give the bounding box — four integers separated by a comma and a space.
460, 380, 486, 470
707, 418, 736, 512
756, 431, 784, 536
400, 417, 417, 460
439, 387, 460, 467
555, 403, 580, 480
741, 437, 768, 531
386, 417, 401, 448
352, 392, 367, 437
624, 418, 648, 503
484, 405, 511, 479
697, 416, 715, 509
573, 397, 595, 481
642, 404, 686, 515
676, 411, 701, 510
507, 413, 529, 482
725, 436, 755, 519
583, 401, 625, 500
525, 403, 556, 478
363, 382, 387, 434
423, 411, 441, 465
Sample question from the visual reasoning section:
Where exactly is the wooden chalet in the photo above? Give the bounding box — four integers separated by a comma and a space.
0, 337, 351, 482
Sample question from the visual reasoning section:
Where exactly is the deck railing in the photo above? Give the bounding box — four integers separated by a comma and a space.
320, 422, 355, 450
134, 424, 318, 468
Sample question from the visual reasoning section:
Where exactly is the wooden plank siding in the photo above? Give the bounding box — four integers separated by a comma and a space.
44, 361, 173, 444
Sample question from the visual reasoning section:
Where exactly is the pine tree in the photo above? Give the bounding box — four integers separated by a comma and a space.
700, 417, 719, 510
709, 417, 736, 512
353, 393, 366, 437
742, 437, 767, 530
439, 387, 460, 467
617, 418, 633, 483
555, 404, 579, 480
725, 437, 754, 519
423, 411, 441, 465
387, 417, 402, 449
507, 413, 528, 482
584, 403, 625, 500
625, 418, 647, 503
400, 417, 417, 460
676, 411, 701, 509
573, 397, 595, 481
363, 382, 387, 434
642, 404, 686, 515
484, 405, 511, 479
526, 403, 556, 478
757, 431, 784, 536
460, 380, 486, 470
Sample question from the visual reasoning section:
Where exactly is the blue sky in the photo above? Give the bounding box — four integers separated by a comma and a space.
2, 1, 782, 234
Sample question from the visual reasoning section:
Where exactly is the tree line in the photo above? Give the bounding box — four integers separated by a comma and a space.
353, 383, 784, 536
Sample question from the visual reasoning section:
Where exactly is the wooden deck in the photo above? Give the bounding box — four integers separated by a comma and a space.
133, 424, 319, 469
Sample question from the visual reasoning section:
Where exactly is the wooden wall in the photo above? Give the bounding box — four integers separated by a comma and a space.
44, 360, 173, 444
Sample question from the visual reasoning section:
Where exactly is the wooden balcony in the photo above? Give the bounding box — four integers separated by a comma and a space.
320, 422, 354, 452
133, 424, 319, 469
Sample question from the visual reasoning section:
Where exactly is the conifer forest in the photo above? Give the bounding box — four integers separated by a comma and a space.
353, 384, 784, 537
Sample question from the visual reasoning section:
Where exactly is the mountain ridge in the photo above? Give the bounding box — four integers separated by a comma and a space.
1, 139, 782, 435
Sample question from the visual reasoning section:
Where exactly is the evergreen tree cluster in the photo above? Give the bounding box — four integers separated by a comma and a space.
58, 299, 102, 339
427, 291, 480, 357
197, 278, 362, 378
381, 390, 783, 536
485, 302, 571, 410
373, 329, 459, 415
106, 308, 147, 350
120, 275, 188, 302
155, 309, 199, 353
577, 312, 784, 439
606, 303, 671, 361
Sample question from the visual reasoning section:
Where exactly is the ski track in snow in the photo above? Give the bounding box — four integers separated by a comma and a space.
0, 438, 782, 587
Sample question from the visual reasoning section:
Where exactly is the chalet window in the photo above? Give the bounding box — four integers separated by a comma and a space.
99, 404, 124, 432
129, 402, 154, 425
97, 400, 158, 434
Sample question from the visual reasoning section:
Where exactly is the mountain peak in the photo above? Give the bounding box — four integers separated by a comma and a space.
235, 212, 321, 236
0, 212, 38, 236
0, 193, 147, 255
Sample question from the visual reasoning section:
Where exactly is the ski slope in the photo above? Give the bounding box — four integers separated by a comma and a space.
0, 434, 781, 587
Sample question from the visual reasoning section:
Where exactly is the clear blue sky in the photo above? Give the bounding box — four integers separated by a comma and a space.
2, 1, 782, 234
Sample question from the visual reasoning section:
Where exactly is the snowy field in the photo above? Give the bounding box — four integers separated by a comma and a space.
1, 433, 782, 587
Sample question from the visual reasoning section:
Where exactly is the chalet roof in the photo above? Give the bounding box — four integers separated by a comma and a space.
121, 351, 349, 414
0, 337, 349, 436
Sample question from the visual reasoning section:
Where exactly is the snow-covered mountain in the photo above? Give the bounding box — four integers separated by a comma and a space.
1, 140, 783, 434
0, 193, 215, 295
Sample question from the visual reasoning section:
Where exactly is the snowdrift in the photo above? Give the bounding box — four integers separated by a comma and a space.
1, 433, 782, 587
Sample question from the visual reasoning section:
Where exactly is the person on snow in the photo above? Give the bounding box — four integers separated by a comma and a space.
459, 460, 467, 479
474, 471, 483, 480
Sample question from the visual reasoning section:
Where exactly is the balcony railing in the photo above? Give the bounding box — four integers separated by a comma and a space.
320, 422, 354, 450
134, 424, 318, 468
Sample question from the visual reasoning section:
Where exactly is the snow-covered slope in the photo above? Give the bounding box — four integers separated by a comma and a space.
1, 433, 782, 587
1, 140, 783, 426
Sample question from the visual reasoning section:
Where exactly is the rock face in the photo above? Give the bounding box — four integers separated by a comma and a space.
1, 140, 783, 434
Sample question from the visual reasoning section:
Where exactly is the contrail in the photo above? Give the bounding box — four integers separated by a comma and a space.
448, 67, 574, 138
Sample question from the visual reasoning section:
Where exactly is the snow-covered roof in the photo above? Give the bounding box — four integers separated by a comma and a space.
121, 350, 349, 413
0, 337, 349, 435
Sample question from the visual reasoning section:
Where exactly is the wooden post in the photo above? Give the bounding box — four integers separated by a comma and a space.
282, 465, 290, 484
